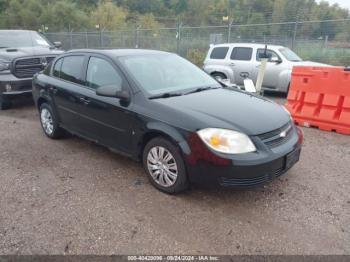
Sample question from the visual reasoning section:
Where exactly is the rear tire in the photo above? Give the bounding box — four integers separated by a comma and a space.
0, 95, 12, 110
39, 103, 64, 139
211, 72, 227, 81
142, 137, 189, 194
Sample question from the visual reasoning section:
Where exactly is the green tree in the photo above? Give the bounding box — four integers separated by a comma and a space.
92, 0, 128, 30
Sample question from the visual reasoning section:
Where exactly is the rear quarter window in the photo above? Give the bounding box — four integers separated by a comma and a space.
53, 58, 63, 78
210, 47, 229, 59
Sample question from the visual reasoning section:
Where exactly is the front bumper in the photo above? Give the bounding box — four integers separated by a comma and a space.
185, 126, 302, 188
0, 73, 32, 96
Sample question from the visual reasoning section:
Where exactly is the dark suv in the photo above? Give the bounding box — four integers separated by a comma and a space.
0, 30, 63, 109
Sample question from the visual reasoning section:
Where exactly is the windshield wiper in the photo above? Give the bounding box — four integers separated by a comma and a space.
149, 92, 183, 100
184, 86, 220, 95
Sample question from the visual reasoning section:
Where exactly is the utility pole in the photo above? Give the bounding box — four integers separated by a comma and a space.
135, 25, 141, 48
176, 21, 182, 55
223, 16, 233, 43
292, 18, 299, 50
68, 24, 73, 50
228, 18, 233, 43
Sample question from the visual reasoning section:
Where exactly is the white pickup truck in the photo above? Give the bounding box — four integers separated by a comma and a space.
203, 43, 326, 94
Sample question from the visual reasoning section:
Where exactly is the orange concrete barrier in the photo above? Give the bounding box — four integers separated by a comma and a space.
285, 66, 350, 135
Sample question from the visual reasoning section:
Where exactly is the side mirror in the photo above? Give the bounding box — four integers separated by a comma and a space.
96, 85, 130, 102
53, 41, 62, 48
270, 57, 282, 64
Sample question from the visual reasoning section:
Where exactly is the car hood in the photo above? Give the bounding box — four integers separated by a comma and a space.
0, 46, 64, 61
154, 89, 290, 136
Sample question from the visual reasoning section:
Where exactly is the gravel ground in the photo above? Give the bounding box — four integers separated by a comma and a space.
0, 96, 349, 255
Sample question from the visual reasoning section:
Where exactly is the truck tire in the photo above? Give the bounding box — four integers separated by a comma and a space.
0, 95, 12, 110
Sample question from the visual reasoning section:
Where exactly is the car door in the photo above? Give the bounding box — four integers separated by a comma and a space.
72, 55, 134, 154
229, 47, 254, 85
252, 49, 284, 89
49, 55, 86, 133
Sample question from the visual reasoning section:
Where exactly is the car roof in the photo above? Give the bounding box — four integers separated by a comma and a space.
211, 43, 285, 49
66, 49, 174, 57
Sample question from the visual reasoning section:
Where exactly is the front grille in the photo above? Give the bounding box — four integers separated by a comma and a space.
219, 166, 286, 187
46, 57, 55, 64
13, 56, 56, 78
257, 122, 293, 148
220, 174, 270, 187
274, 167, 285, 177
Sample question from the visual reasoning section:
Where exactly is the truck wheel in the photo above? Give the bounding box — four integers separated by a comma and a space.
0, 95, 12, 110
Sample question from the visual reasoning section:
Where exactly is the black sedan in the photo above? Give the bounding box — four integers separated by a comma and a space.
32, 49, 302, 194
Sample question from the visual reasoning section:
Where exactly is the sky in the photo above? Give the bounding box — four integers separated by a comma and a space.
318, 0, 350, 9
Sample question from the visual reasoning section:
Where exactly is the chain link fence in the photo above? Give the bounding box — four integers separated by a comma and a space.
44, 19, 350, 66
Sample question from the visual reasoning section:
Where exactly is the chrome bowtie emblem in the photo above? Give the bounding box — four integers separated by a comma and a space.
280, 131, 287, 138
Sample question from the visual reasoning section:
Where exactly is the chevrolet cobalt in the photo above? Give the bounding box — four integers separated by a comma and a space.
32, 49, 302, 194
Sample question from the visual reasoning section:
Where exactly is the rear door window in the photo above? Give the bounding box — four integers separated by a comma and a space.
230, 47, 253, 61
60, 56, 85, 85
210, 47, 229, 59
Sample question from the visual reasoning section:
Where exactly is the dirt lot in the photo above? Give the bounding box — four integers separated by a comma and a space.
0, 97, 349, 255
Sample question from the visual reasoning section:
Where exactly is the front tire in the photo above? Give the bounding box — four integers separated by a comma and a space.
39, 103, 63, 139
142, 137, 189, 194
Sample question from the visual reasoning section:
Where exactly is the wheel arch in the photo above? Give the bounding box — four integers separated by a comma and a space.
137, 122, 191, 161
37, 97, 48, 110
276, 69, 292, 93
211, 71, 227, 79
205, 65, 235, 83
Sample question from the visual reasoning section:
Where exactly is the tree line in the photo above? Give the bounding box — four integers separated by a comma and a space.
0, 0, 349, 40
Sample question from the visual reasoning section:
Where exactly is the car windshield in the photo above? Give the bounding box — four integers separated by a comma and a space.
0, 31, 52, 49
119, 54, 221, 96
279, 48, 302, 62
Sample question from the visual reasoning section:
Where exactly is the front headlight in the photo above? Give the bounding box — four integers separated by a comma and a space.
0, 60, 10, 71
197, 128, 256, 154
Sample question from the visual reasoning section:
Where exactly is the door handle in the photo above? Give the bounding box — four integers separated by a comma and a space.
230, 63, 235, 66
79, 97, 90, 105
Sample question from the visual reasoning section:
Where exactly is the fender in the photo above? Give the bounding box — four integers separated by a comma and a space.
146, 122, 191, 155
276, 69, 292, 93
132, 121, 191, 161
203, 64, 235, 83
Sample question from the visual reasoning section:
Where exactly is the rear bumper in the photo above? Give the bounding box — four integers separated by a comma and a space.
0, 73, 32, 96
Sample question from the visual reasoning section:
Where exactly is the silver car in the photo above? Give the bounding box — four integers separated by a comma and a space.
203, 43, 326, 94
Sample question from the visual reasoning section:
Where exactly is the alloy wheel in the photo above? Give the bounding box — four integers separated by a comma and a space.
40, 108, 54, 135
